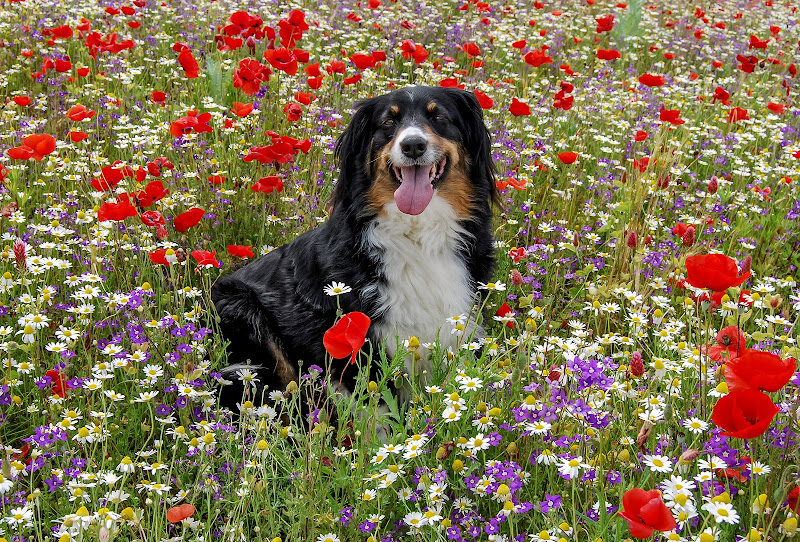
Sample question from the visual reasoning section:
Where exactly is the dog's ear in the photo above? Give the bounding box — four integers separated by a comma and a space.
442, 88, 501, 208
331, 97, 379, 209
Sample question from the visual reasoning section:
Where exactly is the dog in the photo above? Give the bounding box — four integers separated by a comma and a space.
211, 86, 498, 417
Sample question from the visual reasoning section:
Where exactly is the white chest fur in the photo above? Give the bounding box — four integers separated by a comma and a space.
363, 195, 478, 378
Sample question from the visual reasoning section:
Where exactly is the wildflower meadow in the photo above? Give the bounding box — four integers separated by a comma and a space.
1, 0, 800, 541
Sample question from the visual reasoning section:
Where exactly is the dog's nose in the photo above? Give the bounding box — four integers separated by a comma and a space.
400, 136, 427, 159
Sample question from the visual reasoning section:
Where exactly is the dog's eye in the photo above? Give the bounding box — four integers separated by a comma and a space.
433, 115, 448, 123
382, 119, 396, 127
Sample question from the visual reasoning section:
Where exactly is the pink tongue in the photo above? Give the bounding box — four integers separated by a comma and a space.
394, 165, 433, 215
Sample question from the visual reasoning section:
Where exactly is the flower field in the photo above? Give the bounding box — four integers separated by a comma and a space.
1, 0, 800, 540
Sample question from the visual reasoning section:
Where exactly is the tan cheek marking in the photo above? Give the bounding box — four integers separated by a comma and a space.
437, 168, 475, 219
367, 144, 396, 213
268, 341, 298, 389
423, 128, 475, 218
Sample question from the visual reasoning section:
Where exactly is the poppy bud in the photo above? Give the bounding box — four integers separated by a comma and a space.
679, 448, 702, 463
246, 36, 256, 55
510, 269, 523, 285
708, 176, 718, 194
626, 231, 638, 248
681, 226, 695, 247
636, 420, 652, 448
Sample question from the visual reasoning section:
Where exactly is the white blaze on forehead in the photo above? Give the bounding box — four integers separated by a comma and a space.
390, 126, 428, 164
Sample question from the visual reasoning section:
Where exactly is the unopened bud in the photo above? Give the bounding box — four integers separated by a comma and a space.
741, 255, 752, 276
637, 421, 652, 449
12, 239, 25, 268
708, 176, 718, 194
510, 269, 523, 285
681, 226, 695, 247
679, 448, 702, 463
630, 351, 644, 377
626, 231, 638, 248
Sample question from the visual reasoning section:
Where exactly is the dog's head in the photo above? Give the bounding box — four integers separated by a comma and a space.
333, 86, 498, 218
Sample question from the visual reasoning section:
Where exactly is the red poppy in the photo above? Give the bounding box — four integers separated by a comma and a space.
638, 73, 665, 87
177, 48, 200, 78
152, 91, 166, 106
208, 175, 226, 184
233, 58, 271, 95
523, 46, 552, 67
77, 67, 91, 77
44, 24, 73, 39
283, 102, 302, 122
251, 176, 284, 194
767, 102, 785, 114
712, 87, 731, 105
263, 48, 299, 76
166, 504, 195, 523
711, 389, 780, 439
149, 248, 173, 265
69, 131, 88, 142
227, 245, 255, 258
469, 90, 493, 109
558, 151, 578, 164
55, 58, 72, 72
596, 14, 615, 33
223, 10, 264, 37
326, 60, 346, 75
724, 349, 796, 393
66, 104, 96, 122
634, 130, 648, 141
191, 249, 221, 268
323, 312, 371, 364
91, 162, 134, 191
737, 54, 757, 73
173, 207, 205, 232
495, 302, 515, 328
98, 193, 138, 222
685, 253, 750, 292
400, 40, 429, 64
728, 107, 749, 122
7, 134, 57, 161
703, 326, 746, 363
12, 96, 31, 106
509, 98, 531, 117
618, 488, 676, 539
140, 210, 168, 239
231, 102, 254, 117
439, 77, 463, 89
553, 91, 573, 111
788, 487, 800, 513
749, 34, 769, 49
170, 111, 212, 137
343, 74, 361, 86
136, 180, 169, 208
46, 369, 69, 397
277, 9, 308, 48
462, 42, 481, 57
294, 92, 316, 105
659, 107, 685, 125
244, 134, 310, 164
597, 49, 621, 60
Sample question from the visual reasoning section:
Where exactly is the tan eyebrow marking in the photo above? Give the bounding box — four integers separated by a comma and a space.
427, 102, 437, 113
390, 105, 400, 115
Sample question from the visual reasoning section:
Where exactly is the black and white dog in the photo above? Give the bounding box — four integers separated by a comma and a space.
211, 86, 498, 414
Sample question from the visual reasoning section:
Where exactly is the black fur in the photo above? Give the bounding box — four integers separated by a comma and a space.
211, 86, 498, 414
